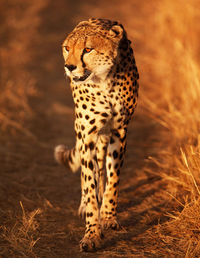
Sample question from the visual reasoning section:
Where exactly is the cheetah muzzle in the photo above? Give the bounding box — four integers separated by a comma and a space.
73, 69, 92, 82
54, 18, 139, 252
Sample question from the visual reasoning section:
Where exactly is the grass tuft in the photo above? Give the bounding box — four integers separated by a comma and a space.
1, 202, 41, 256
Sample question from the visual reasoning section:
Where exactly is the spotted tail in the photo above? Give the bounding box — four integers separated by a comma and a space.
54, 144, 80, 172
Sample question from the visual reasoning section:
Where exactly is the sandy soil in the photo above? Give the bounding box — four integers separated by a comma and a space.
0, 0, 173, 257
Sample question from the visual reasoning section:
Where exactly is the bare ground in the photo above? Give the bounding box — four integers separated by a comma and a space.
0, 0, 184, 257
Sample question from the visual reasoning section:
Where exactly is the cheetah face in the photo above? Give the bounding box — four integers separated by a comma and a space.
62, 25, 124, 83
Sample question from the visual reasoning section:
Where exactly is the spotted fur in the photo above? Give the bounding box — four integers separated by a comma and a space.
54, 18, 139, 252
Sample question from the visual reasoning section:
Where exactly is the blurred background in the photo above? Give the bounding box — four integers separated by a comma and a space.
1, 0, 200, 256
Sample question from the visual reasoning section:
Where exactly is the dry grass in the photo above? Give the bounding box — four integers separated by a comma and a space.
1, 202, 41, 256
1, 0, 200, 256
139, 0, 200, 256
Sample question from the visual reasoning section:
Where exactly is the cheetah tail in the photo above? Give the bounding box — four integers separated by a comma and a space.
54, 145, 80, 173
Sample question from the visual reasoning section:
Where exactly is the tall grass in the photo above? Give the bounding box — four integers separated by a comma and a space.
141, 0, 200, 197
140, 0, 200, 255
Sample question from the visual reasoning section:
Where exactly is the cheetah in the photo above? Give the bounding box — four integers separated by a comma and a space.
54, 18, 139, 251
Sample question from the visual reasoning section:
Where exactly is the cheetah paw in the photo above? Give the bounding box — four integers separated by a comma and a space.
80, 232, 103, 252
101, 218, 120, 230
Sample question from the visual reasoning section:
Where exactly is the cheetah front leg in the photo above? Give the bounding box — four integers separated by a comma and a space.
79, 134, 103, 252
96, 135, 109, 204
100, 128, 127, 230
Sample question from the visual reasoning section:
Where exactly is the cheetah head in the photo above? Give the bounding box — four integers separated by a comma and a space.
62, 19, 125, 83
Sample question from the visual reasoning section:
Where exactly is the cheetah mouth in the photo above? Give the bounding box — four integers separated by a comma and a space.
73, 70, 92, 82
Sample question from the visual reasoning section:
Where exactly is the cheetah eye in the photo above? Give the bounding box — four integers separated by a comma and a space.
64, 46, 70, 52
84, 48, 93, 53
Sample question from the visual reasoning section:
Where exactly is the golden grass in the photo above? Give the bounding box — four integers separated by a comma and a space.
1, 202, 41, 256
141, 0, 200, 195
1, 0, 200, 256
140, 0, 200, 255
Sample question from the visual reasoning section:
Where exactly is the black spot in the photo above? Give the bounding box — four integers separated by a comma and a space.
81, 158, 84, 165
82, 104, 87, 109
113, 150, 118, 159
89, 141, 95, 150
91, 184, 95, 189
93, 155, 97, 163
84, 188, 88, 194
89, 161, 94, 170
114, 163, 118, 169
78, 132, 82, 139
108, 163, 111, 169
117, 169, 120, 176
81, 125, 85, 130
109, 199, 113, 203
110, 172, 113, 177
88, 175, 91, 181
110, 137, 115, 144
101, 119, 106, 124
90, 119, 95, 125
114, 131, 120, 138
88, 126, 97, 134
85, 115, 89, 120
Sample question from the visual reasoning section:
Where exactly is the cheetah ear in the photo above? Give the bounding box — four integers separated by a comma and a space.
109, 25, 124, 39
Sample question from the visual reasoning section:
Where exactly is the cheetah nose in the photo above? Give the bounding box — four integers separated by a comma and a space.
65, 64, 77, 72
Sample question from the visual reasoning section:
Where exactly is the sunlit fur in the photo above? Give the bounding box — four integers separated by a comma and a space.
55, 18, 139, 252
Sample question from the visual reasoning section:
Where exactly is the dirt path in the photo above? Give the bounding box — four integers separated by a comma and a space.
0, 1, 171, 257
